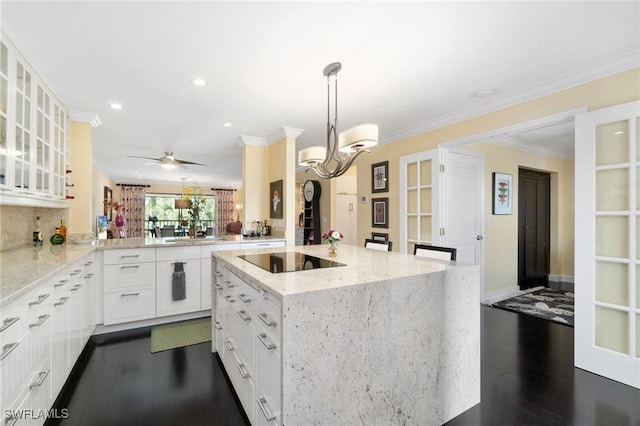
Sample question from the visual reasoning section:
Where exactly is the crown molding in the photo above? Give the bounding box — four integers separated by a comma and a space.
266, 126, 305, 145
69, 110, 102, 127
491, 135, 572, 159
382, 50, 640, 146
235, 135, 267, 147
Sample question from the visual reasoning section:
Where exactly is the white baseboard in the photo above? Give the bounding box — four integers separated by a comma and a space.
549, 274, 574, 283
93, 310, 211, 335
482, 285, 544, 304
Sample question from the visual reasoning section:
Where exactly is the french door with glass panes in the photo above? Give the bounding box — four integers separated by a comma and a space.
575, 100, 640, 389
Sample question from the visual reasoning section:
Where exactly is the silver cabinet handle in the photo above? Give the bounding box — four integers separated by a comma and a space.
29, 314, 50, 328
70, 269, 82, 275
70, 284, 82, 292
237, 293, 251, 303
238, 310, 251, 321
224, 295, 235, 303
258, 313, 276, 327
83, 273, 94, 279
257, 397, 276, 421
4, 412, 18, 426
0, 317, 19, 333
216, 273, 223, 278
29, 369, 51, 389
257, 333, 276, 350
28, 294, 49, 306
120, 264, 140, 269
120, 292, 140, 297
0, 342, 19, 361
216, 285, 223, 292
256, 243, 270, 246
170, 262, 187, 265
54, 279, 69, 288
54, 297, 70, 306
120, 254, 140, 258
225, 280, 235, 288
236, 363, 250, 379
84, 261, 94, 266
224, 340, 235, 351
215, 320, 223, 330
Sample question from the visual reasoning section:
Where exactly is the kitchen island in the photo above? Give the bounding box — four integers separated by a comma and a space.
212, 244, 480, 425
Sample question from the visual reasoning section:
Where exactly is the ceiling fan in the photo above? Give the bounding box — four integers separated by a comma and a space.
127, 152, 207, 169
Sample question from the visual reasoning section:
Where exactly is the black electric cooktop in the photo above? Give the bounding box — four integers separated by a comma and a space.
238, 251, 346, 274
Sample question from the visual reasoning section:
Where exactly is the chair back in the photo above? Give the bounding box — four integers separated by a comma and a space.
413, 244, 457, 261
364, 239, 393, 251
159, 227, 176, 237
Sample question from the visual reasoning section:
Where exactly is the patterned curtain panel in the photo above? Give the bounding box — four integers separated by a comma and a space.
121, 186, 146, 238
214, 189, 235, 233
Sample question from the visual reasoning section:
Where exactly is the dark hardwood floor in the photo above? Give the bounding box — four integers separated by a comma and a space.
48, 305, 639, 426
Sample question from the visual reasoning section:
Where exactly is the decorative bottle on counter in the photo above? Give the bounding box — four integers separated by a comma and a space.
58, 219, 67, 240
33, 216, 44, 246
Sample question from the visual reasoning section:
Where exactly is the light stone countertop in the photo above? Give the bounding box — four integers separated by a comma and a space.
0, 235, 285, 308
213, 244, 461, 302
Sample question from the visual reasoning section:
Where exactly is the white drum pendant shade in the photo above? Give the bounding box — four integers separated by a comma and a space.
338, 123, 379, 153
298, 146, 327, 166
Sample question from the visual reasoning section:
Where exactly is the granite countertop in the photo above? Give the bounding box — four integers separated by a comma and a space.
213, 244, 463, 302
0, 235, 286, 308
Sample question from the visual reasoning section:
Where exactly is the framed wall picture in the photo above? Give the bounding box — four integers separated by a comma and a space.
103, 186, 113, 221
270, 180, 283, 218
371, 161, 389, 193
372, 197, 389, 228
371, 232, 389, 242
492, 172, 513, 215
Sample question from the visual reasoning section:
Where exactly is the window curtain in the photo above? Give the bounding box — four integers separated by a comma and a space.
121, 186, 146, 238
214, 189, 235, 233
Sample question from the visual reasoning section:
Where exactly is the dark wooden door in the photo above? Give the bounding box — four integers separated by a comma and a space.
518, 168, 550, 289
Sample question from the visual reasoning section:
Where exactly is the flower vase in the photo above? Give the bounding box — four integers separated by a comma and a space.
328, 243, 338, 257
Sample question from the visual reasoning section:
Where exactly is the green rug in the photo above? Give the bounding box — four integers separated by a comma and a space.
150, 317, 212, 353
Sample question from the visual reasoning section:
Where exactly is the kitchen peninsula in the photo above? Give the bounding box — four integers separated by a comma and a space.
212, 244, 480, 425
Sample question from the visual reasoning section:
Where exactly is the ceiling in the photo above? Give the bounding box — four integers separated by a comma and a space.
1, 1, 638, 187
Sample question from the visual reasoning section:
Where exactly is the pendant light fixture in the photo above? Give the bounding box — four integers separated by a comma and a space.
298, 62, 378, 178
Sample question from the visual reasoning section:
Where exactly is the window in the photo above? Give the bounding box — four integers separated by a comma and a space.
144, 193, 215, 235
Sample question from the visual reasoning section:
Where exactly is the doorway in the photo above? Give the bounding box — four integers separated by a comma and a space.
518, 168, 551, 289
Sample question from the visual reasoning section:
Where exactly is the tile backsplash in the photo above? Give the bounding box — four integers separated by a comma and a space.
0, 205, 69, 252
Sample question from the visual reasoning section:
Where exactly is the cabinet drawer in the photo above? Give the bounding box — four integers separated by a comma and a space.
104, 248, 155, 264
254, 329, 282, 416
156, 260, 202, 317
256, 298, 281, 344
104, 289, 155, 325
241, 241, 285, 250
104, 262, 156, 292
156, 246, 200, 262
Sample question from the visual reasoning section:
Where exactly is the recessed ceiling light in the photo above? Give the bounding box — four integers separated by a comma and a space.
222, 122, 232, 127
475, 88, 495, 98
613, 131, 624, 135
110, 103, 123, 110
191, 78, 206, 86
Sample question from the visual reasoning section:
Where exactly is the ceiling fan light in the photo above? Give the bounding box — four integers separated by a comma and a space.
298, 146, 326, 167
161, 163, 176, 170
338, 123, 378, 153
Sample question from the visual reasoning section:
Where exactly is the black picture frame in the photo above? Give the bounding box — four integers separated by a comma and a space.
270, 180, 283, 218
103, 186, 113, 221
371, 161, 389, 193
371, 232, 389, 242
372, 197, 389, 228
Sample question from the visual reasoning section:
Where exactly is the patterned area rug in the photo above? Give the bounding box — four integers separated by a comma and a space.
487, 288, 574, 327
150, 317, 212, 353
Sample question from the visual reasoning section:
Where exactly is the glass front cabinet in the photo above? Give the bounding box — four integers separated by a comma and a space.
0, 32, 68, 207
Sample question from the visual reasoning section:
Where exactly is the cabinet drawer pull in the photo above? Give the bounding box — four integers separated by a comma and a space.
4, 413, 18, 426
0, 342, 19, 361
120, 292, 140, 297
257, 333, 276, 350
225, 280, 235, 288
28, 294, 49, 306
120, 254, 140, 258
83, 273, 94, 279
54, 279, 69, 288
216, 273, 223, 278
238, 310, 251, 321
29, 369, 51, 389
258, 313, 277, 327
0, 317, 19, 333
120, 264, 140, 269
224, 295, 235, 303
70, 284, 82, 292
54, 297, 70, 306
224, 340, 235, 351
216, 285, 223, 292
70, 269, 82, 275
257, 397, 276, 421
0, 187, 11, 192
170, 262, 187, 265
215, 320, 223, 330
237, 293, 251, 303
236, 362, 250, 379
29, 314, 50, 328
84, 261, 94, 266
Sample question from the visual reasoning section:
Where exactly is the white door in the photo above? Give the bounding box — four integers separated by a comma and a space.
574, 100, 640, 389
399, 149, 441, 254
335, 193, 357, 245
445, 149, 484, 266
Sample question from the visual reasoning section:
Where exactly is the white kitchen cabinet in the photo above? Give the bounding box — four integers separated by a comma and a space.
0, 32, 68, 208
240, 241, 285, 250
103, 248, 156, 325
156, 246, 201, 317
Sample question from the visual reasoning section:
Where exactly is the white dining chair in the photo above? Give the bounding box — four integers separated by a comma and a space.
364, 238, 393, 251
413, 244, 457, 261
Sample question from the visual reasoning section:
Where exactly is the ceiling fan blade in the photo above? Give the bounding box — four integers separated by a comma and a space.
128, 155, 161, 162
175, 159, 207, 166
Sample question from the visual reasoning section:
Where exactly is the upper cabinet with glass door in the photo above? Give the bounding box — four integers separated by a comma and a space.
0, 32, 68, 207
